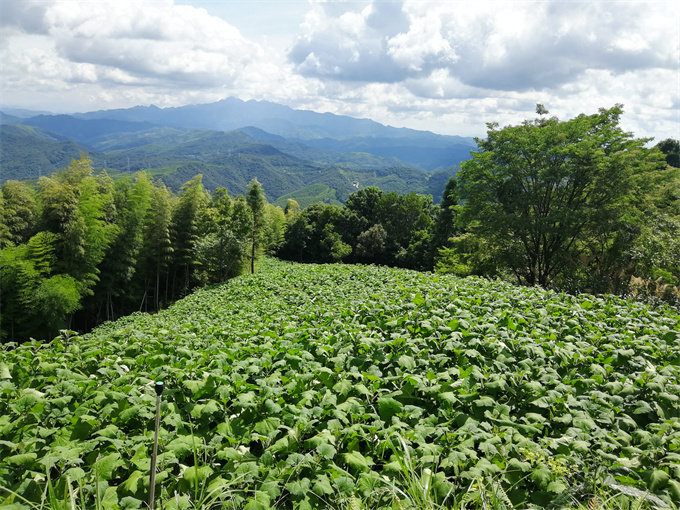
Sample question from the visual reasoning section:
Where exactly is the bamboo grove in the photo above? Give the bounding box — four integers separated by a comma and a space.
0, 156, 282, 342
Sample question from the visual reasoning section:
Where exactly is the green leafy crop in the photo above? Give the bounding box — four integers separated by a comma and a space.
1, 261, 679, 509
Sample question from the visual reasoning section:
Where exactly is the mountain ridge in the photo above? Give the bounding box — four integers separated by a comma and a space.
0, 97, 470, 204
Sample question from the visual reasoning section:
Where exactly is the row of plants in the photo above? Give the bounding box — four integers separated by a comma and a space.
1, 261, 679, 508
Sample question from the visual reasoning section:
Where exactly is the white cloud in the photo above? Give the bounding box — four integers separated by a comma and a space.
290, 0, 678, 90
0, 0, 677, 142
286, 0, 679, 139
1, 0, 278, 110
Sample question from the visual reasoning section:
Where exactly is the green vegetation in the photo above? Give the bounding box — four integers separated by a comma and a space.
450, 105, 664, 289
0, 156, 285, 342
1, 123, 456, 205
1, 262, 679, 509
0, 125, 88, 181
1, 105, 678, 509
274, 106, 679, 308
2, 106, 678, 344
274, 184, 344, 210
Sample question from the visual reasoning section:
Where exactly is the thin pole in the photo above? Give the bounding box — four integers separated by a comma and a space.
149, 381, 164, 510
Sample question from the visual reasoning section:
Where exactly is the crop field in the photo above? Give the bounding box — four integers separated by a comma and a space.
1, 261, 679, 509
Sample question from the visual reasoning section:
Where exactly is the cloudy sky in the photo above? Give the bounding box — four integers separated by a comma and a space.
1, 0, 678, 140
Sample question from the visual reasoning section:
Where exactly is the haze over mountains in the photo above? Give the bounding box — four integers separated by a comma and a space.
0, 98, 476, 206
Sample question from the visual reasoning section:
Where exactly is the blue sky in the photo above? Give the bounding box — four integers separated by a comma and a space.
1, 0, 678, 140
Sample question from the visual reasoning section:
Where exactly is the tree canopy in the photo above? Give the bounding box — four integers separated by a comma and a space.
453, 105, 664, 288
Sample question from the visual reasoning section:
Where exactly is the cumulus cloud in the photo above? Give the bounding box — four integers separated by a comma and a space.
289, 0, 417, 82
0, 0, 677, 142
289, 0, 679, 93
0, 0, 276, 110
0, 0, 51, 33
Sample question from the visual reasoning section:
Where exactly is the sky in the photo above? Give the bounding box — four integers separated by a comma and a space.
1, 0, 678, 140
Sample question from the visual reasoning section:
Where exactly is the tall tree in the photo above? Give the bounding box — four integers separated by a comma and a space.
0, 180, 39, 247
0, 232, 80, 341
345, 186, 383, 225
37, 155, 117, 303
246, 178, 266, 274
655, 138, 680, 168
373, 192, 435, 268
91, 172, 153, 322
194, 188, 250, 285
169, 175, 209, 299
431, 177, 460, 256
139, 180, 175, 310
455, 105, 663, 287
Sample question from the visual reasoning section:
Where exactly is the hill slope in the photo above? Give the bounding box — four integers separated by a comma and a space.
1, 261, 678, 508
0, 124, 90, 181
1, 123, 456, 203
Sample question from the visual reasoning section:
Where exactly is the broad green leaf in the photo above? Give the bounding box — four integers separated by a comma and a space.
334, 476, 355, 496
312, 474, 334, 496
183, 465, 214, 485
65, 467, 86, 481
5, 453, 37, 468
398, 355, 416, 370
333, 380, 352, 396
531, 466, 552, 489
377, 397, 402, 422
100, 486, 119, 510
119, 496, 143, 509
344, 451, 373, 472
645, 469, 670, 491
0, 363, 11, 380
316, 443, 337, 459
547, 481, 567, 494
254, 417, 280, 436
121, 470, 144, 493
285, 477, 310, 496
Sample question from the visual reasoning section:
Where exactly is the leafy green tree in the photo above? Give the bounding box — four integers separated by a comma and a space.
320, 223, 352, 262
626, 164, 680, 302
194, 188, 251, 285
355, 224, 387, 263
284, 199, 301, 220
431, 177, 460, 258
345, 186, 383, 224
373, 192, 435, 268
0, 180, 39, 247
73, 169, 118, 294
246, 178, 267, 274
265, 204, 287, 254
0, 188, 9, 248
91, 173, 153, 322
277, 202, 351, 263
139, 180, 175, 310
455, 105, 662, 288
278, 211, 311, 262
36, 155, 118, 311
169, 175, 209, 299
655, 138, 680, 168
0, 231, 80, 341
32, 274, 81, 337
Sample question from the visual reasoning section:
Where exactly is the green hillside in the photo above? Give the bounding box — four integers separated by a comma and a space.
1, 261, 679, 509
1, 124, 456, 204
0, 125, 89, 181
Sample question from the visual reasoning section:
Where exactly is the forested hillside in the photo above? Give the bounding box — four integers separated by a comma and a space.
1, 106, 679, 343
0, 125, 88, 181
0, 156, 284, 341
0, 120, 458, 206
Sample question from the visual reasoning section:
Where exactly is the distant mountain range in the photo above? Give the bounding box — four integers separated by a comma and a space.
0, 98, 476, 205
